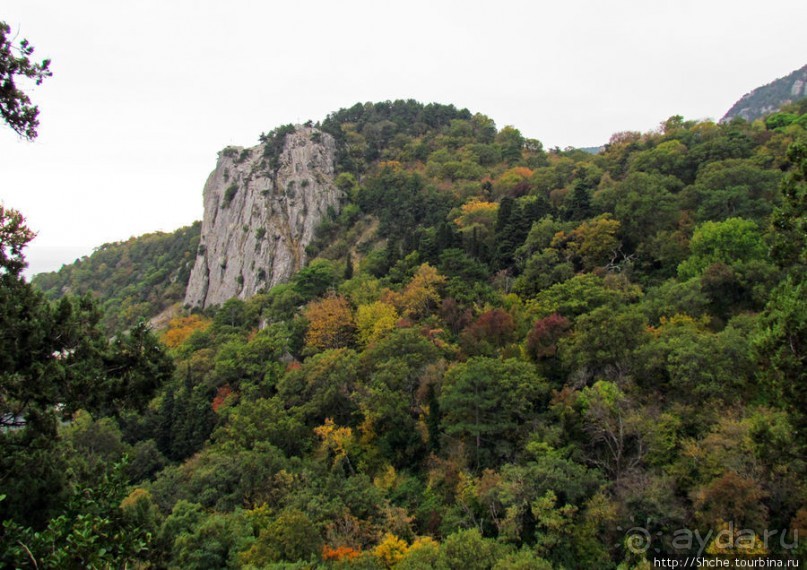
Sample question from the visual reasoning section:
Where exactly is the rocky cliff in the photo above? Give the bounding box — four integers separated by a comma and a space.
722, 63, 807, 122
184, 126, 342, 308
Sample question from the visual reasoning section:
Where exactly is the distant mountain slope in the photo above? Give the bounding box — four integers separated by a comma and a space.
32, 222, 200, 333
722, 63, 807, 122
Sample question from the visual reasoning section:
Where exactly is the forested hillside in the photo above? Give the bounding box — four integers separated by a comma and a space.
3, 99, 806, 568
33, 223, 200, 333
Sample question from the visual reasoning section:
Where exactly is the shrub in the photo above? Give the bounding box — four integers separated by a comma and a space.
222, 184, 239, 207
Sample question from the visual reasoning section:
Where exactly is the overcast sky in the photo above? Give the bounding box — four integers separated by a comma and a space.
2, 0, 805, 277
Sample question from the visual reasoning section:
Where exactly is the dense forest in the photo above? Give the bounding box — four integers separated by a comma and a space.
3, 97, 807, 569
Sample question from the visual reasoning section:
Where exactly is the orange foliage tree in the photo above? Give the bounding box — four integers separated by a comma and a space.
322, 544, 361, 562
161, 314, 212, 349
304, 294, 356, 351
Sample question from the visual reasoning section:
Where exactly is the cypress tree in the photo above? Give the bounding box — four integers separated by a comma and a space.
344, 252, 354, 280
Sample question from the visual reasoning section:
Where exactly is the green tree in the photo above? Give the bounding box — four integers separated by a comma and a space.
769, 139, 806, 269
560, 304, 647, 382
627, 139, 688, 177
358, 357, 427, 467
593, 171, 681, 249
685, 158, 780, 222
563, 181, 593, 221
211, 322, 289, 395
531, 273, 641, 319
0, 21, 52, 139
101, 321, 175, 415
0, 209, 172, 525
293, 258, 339, 300
278, 348, 360, 425
439, 527, 508, 570
513, 249, 574, 297
240, 509, 322, 565
496, 126, 526, 165
0, 204, 35, 275
212, 396, 311, 456
440, 358, 547, 469
561, 214, 622, 271
170, 510, 254, 570
60, 411, 126, 484
636, 314, 755, 402
493, 197, 532, 269
754, 279, 807, 429
157, 370, 216, 462
344, 251, 355, 280
677, 217, 768, 280
1, 461, 152, 569
493, 549, 553, 569
156, 500, 205, 564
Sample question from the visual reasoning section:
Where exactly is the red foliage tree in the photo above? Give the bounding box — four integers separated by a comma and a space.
459, 308, 515, 355
526, 313, 571, 360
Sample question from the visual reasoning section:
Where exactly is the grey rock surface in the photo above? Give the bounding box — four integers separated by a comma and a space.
184, 126, 342, 308
722, 63, 807, 123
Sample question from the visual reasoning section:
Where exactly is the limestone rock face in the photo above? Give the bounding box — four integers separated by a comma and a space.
184, 126, 342, 308
722, 63, 807, 123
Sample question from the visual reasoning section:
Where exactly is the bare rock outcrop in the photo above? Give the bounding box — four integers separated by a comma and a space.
184, 126, 342, 308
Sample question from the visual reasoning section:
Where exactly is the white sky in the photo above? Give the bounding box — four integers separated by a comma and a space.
1, 0, 805, 277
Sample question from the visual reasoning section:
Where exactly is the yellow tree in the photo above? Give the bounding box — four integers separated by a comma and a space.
453, 199, 499, 229
390, 264, 447, 320
315, 418, 356, 474
355, 301, 399, 346
453, 199, 499, 259
373, 533, 409, 568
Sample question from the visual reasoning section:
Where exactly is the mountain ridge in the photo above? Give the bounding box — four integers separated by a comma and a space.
32, 94, 805, 330
722, 63, 807, 122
